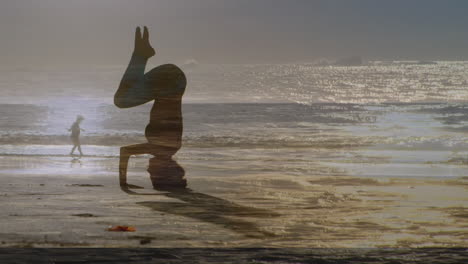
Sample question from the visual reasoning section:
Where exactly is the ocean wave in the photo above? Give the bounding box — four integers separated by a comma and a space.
0, 132, 377, 149
0, 153, 119, 158
0, 133, 145, 146
375, 135, 468, 151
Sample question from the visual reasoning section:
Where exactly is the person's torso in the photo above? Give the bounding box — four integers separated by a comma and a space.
71, 123, 80, 137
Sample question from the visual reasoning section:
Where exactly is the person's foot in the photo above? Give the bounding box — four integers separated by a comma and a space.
134, 26, 155, 59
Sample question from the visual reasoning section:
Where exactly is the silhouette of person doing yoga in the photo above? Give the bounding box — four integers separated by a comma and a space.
114, 26, 187, 190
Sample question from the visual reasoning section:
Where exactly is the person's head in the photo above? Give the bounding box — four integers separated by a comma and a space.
76, 115, 84, 123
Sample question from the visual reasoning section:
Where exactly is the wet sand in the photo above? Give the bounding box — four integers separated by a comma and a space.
0, 156, 466, 248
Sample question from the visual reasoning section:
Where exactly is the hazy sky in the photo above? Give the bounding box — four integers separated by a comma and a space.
1, 0, 468, 66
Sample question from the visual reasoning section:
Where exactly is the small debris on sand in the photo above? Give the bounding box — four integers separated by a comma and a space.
107, 226, 136, 232
72, 213, 96, 217
67, 184, 104, 187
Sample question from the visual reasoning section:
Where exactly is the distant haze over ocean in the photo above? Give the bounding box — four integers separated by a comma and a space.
2, 61, 468, 105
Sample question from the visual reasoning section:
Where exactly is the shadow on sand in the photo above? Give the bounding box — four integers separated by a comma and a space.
123, 188, 279, 238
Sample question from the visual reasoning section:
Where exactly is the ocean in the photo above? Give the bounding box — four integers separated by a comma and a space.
1, 61, 468, 178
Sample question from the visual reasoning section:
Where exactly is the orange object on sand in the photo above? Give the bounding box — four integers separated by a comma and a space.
107, 225, 136, 232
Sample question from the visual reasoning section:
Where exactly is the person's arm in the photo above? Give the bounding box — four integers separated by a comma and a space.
119, 144, 146, 190
114, 26, 156, 108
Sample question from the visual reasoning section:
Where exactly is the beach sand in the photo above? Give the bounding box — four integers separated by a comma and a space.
0, 156, 466, 248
